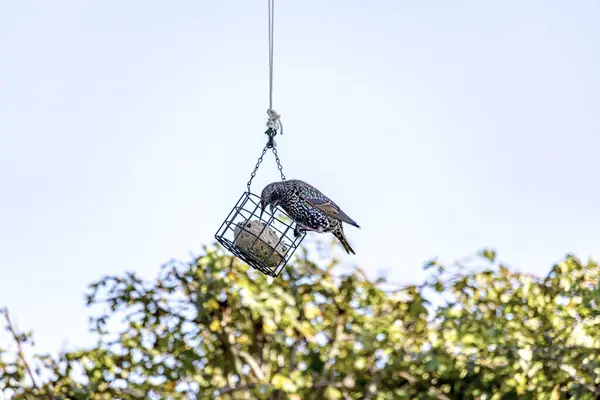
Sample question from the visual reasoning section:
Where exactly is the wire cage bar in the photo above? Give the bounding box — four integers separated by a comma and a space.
214, 190, 306, 278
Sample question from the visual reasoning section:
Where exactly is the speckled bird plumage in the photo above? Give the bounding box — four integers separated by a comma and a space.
260, 179, 360, 254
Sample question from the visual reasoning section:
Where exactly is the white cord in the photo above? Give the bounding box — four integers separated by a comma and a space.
266, 0, 283, 137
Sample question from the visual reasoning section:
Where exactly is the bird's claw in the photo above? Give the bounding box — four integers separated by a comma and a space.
294, 226, 306, 238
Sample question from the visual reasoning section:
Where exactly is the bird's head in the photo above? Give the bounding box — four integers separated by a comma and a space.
260, 181, 285, 218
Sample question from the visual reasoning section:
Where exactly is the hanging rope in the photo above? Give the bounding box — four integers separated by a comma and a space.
268, 0, 275, 111
246, 0, 286, 192
266, 0, 282, 138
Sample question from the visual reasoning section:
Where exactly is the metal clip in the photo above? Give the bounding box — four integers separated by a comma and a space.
265, 127, 277, 148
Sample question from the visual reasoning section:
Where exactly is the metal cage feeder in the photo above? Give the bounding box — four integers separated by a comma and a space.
214, 190, 306, 278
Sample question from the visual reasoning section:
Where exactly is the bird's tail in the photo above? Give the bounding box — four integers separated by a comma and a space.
333, 228, 355, 255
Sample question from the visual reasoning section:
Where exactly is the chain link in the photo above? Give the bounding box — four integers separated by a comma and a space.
272, 146, 286, 181
247, 146, 269, 191
246, 144, 286, 192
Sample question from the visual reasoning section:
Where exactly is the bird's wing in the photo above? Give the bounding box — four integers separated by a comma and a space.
300, 195, 361, 228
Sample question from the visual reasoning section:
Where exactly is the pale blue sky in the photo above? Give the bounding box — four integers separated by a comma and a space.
1, 0, 599, 354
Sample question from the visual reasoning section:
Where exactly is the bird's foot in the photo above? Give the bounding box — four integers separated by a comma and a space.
294, 226, 306, 238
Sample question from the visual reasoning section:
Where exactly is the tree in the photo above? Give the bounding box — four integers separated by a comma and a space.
1, 242, 600, 399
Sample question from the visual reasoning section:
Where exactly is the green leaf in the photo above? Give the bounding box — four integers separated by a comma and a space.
479, 248, 497, 263
354, 357, 366, 370
550, 384, 560, 400
325, 387, 342, 400
272, 374, 297, 392
304, 303, 321, 320
423, 258, 438, 270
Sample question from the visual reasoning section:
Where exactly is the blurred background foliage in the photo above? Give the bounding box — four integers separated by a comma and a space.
1, 241, 600, 399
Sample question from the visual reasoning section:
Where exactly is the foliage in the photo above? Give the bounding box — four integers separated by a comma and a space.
1, 243, 600, 399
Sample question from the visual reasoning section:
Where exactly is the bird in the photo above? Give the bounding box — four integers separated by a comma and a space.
259, 179, 360, 255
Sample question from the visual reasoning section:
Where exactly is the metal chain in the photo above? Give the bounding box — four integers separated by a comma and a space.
247, 146, 269, 191
246, 145, 286, 192
272, 146, 286, 181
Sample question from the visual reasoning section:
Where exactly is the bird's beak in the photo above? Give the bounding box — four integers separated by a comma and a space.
259, 200, 267, 219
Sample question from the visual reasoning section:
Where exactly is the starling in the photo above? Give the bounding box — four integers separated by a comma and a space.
260, 179, 360, 255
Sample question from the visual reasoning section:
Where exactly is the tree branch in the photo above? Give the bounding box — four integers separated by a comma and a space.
2, 308, 56, 400
558, 365, 596, 393
239, 351, 265, 381
213, 383, 258, 398
217, 329, 245, 383
214, 381, 348, 399
362, 369, 382, 400
396, 371, 451, 400
313, 312, 345, 399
